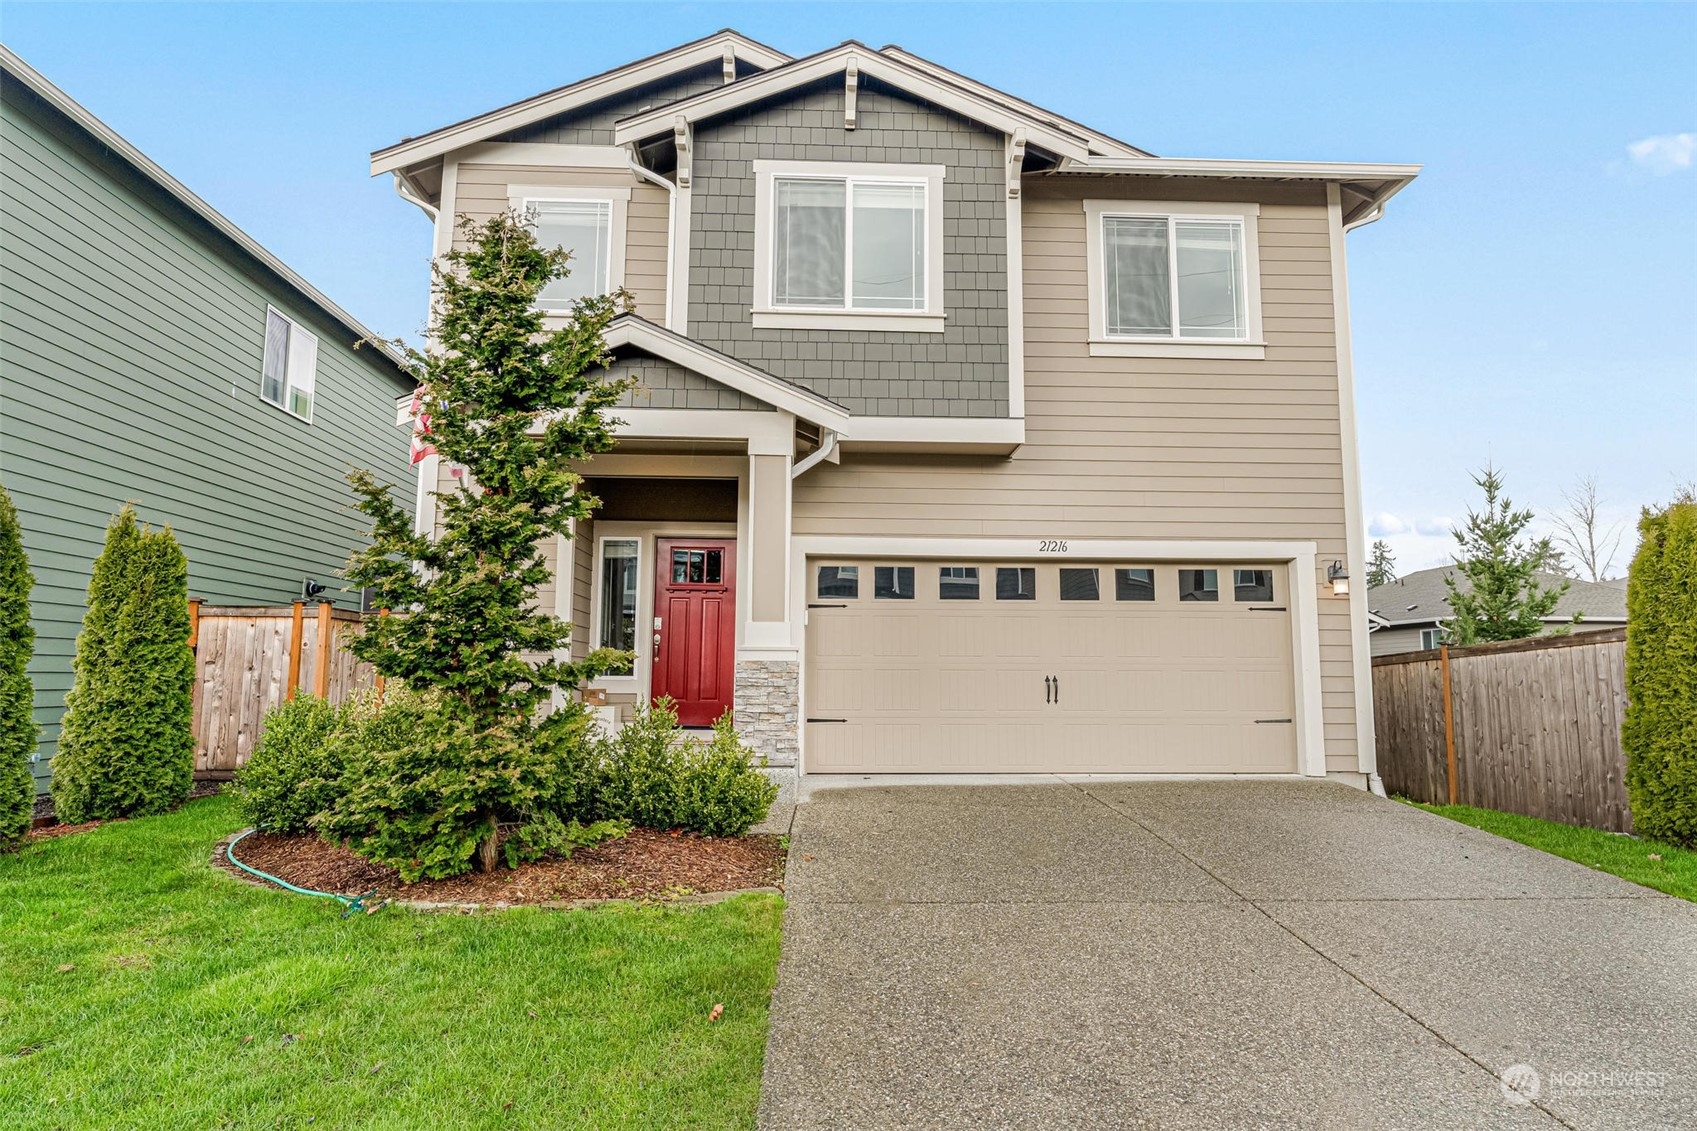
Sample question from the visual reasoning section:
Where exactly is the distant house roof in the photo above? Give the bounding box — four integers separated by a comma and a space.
1367, 566, 1627, 629
1, 44, 409, 377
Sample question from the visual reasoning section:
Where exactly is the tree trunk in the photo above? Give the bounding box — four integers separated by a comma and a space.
475, 812, 499, 872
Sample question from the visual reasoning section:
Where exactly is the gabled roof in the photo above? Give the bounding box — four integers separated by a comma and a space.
603, 315, 850, 431
875, 44, 1151, 158
612, 40, 1095, 161
371, 30, 791, 175
1367, 566, 1628, 628
1, 45, 409, 377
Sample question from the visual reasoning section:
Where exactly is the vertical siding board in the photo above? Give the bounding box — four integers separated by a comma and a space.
1370, 632, 1629, 832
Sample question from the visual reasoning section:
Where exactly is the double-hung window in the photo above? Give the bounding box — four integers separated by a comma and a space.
754, 161, 945, 331
509, 186, 630, 313
260, 306, 318, 422
1084, 200, 1263, 357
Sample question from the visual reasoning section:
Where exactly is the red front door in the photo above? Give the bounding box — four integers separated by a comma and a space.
652, 539, 736, 727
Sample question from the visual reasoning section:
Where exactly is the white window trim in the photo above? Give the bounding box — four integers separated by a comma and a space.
1083, 199, 1264, 359
508, 184, 631, 312
752, 159, 946, 333
590, 535, 642, 684
260, 305, 317, 424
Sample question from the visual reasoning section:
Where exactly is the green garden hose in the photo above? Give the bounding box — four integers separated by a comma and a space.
224, 828, 381, 918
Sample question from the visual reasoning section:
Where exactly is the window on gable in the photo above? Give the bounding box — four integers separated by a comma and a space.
1104, 214, 1248, 340
528, 199, 613, 310
772, 175, 927, 312
261, 307, 318, 422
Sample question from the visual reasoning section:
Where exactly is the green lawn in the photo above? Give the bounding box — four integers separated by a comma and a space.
1408, 801, 1697, 902
0, 795, 784, 1130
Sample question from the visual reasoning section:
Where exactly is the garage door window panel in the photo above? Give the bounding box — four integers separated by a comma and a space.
1059, 568, 1100, 601
996, 567, 1037, 601
1115, 568, 1156, 601
939, 566, 980, 600
1234, 569, 1275, 602
1179, 569, 1219, 602
817, 565, 859, 599
874, 566, 915, 600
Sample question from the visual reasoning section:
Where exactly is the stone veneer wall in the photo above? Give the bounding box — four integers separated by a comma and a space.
733, 658, 800, 767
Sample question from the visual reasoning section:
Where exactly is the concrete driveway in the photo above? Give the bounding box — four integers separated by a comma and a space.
757, 780, 1697, 1130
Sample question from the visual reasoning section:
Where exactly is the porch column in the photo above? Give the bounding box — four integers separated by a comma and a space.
735, 432, 800, 766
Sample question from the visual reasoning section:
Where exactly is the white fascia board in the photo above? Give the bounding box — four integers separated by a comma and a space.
602, 319, 850, 430
370, 33, 792, 175
0, 47, 412, 378
454, 141, 633, 169
610, 407, 794, 453
840, 416, 1024, 448
791, 536, 1318, 562
1077, 156, 1422, 182
613, 45, 1092, 161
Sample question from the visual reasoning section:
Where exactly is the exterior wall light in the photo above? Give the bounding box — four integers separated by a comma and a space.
1327, 560, 1350, 597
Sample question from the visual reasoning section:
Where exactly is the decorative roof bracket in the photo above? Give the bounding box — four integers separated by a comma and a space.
844, 58, 859, 131
673, 115, 692, 189
1007, 128, 1027, 199
722, 47, 736, 84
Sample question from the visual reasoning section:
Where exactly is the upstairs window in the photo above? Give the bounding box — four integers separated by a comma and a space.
754, 161, 945, 331
1085, 201, 1263, 355
261, 307, 317, 422
510, 186, 630, 313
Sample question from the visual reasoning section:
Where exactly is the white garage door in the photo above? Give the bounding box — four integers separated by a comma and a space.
804, 560, 1297, 774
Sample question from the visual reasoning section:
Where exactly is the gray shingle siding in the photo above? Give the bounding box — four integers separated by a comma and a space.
497, 63, 727, 146
1, 78, 414, 788
601, 350, 771, 411
686, 78, 1010, 418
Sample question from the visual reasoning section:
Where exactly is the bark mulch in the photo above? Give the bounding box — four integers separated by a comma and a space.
29, 782, 227, 839
220, 827, 786, 906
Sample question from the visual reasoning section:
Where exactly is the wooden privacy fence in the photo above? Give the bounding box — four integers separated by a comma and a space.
1373, 628, 1631, 832
188, 600, 380, 778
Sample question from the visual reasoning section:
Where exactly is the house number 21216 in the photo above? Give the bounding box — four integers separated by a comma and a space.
1038, 540, 1069, 553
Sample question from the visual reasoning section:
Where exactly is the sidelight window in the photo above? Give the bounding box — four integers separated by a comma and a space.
597, 539, 638, 676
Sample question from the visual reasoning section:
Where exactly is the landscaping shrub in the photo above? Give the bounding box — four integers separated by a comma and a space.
315, 692, 617, 881
591, 702, 777, 836
231, 694, 347, 834
50, 507, 194, 823
0, 484, 36, 851
1624, 498, 1697, 848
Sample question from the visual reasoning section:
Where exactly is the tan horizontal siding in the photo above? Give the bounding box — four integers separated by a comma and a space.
452, 162, 666, 322
793, 177, 1362, 770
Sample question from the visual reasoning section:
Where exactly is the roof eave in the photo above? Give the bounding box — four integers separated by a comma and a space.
1063, 156, 1419, 224
1, 45, 410, 376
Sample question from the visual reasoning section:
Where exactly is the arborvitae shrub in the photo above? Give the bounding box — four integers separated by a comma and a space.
231, 694, 347, 834
589, 701, 776, 836
49, 507, 195, 822
1624, 500, 1697, 847
0, 484, 36, 850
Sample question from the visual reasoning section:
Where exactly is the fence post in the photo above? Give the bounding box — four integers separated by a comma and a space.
286, 600, 305, 701
1440, 643, 1458, 806
188, 597, 202, 649
313, 601, 333, 699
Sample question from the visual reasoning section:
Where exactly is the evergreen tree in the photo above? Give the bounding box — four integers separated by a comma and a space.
50, 508, 195, 822
1623, 498, 1697, 847
1, 485, 36, 849
1444, 465, 1571, 645
1366, 540, 1397, 588
344, 212, 631, 870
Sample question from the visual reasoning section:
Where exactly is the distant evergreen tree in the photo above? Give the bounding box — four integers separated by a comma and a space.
1366, 540, 1398, 589
1, 485, 36, 849
1444, 465, 1572, 645
50, 507, 195, 822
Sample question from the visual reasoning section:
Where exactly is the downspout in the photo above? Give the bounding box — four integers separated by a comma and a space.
791, 430, 839, 479
391, 170, 439, 222
626, 144, 678, 328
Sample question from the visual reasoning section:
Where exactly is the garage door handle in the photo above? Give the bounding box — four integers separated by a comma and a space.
1254, 718, 1293, 724
1247, 607, 1287, 612
807, 717, 847, 724
808, 603, 848, 609
1044, 675, 1053, 704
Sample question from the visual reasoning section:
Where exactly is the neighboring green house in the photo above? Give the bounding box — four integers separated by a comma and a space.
0, 47, 415, 790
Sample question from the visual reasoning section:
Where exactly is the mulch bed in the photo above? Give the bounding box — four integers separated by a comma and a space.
29, 781, 227, 839
219, 827, 786, 906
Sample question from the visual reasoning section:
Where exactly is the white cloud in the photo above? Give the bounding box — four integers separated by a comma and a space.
1415, 516, 1455, 537
1368, 512, 1408, 537
1627, 132, 1696, 175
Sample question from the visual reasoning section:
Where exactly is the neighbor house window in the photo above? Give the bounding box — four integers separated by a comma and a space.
753, 162, 945, 330
1421, 627, 1445, 650
510, 186, 630, 313
261, 307, 318, 422
1084, 201, 1262, 354
598, 539, 638, 676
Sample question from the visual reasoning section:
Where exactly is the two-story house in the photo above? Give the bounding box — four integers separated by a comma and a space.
373, 30, 1416, 787
2, 47, 416, 789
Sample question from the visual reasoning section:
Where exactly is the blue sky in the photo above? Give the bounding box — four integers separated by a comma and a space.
5, 2, 1693, 574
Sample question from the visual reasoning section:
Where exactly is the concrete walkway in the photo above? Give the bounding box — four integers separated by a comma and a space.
757, 780, 1697, 1130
